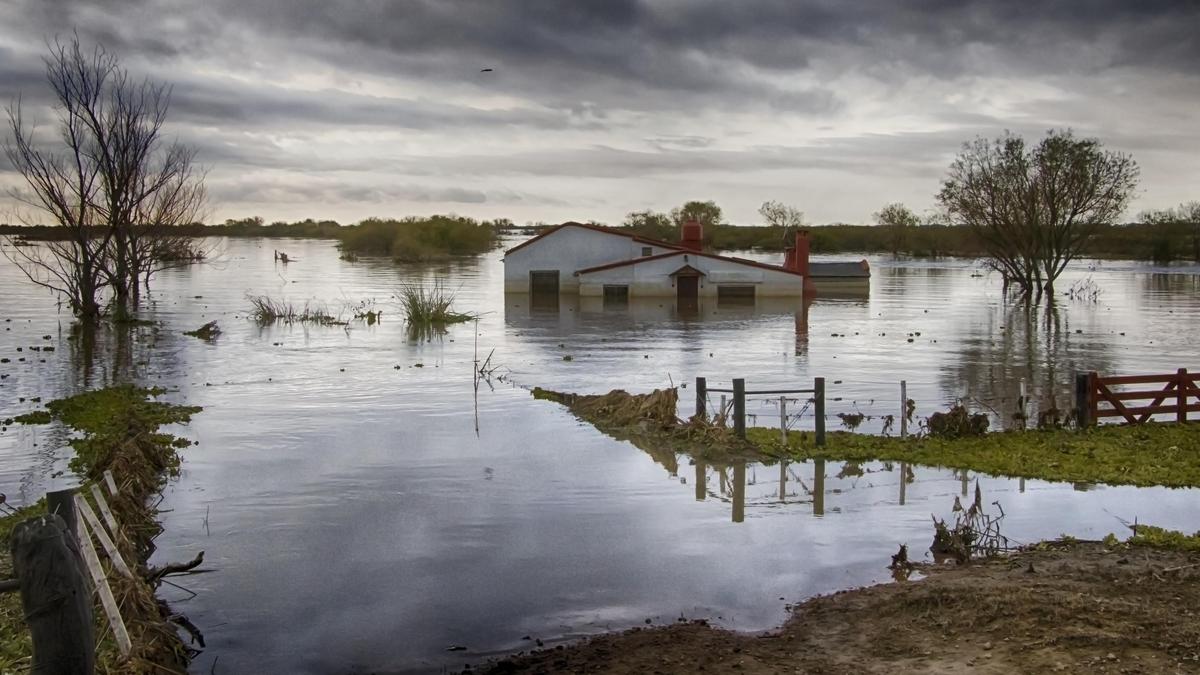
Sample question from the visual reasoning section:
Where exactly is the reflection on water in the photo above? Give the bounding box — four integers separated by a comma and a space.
1, 238, 1198, 673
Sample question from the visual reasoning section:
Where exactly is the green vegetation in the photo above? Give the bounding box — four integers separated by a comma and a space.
4, 386, 202, 672
610, 196, 1199, 261
746, 422, 1200, 488
398, 282, 475, 340
337, 215, 500, 261
0, 501, 44, 673
247, 295, 345, 326
29, 386, 200, 478
1126, 525, 1200, 552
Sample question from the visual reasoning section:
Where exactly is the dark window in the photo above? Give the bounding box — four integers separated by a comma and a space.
717, 285, 755, 305
530, 270, 559, 294
641, 246, 653, 257
603, 285, 629, 308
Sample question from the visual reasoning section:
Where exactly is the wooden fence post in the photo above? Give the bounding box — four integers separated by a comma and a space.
1178, 368, 1188, 423
46, 489, 78, 539
732, 379, 746, 439
812, 458, 825, 517
1074, 372, 1092, 427
814, 377, 826, 447
899, 380, 908, 438
732, 462, 746, 523
1088, 372, 1099, 425
10, 512, 95, 675
695, 377, 707, 420
779, 396, 788, 446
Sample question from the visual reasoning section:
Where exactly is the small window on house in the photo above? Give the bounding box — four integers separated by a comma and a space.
603, 285, 629, 308
717, 285, 755, 306
641, 246, 653, 257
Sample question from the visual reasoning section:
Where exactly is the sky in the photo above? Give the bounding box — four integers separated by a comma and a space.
1, 0, 1198, 227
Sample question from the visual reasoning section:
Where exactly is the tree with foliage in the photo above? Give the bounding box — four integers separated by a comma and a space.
670, 200, 723, 228
874, 203, 920, 255
3, 37, 205, 320
1139, 201, 1200, 262
938, 130, 1138, 297
622, 209, 675, 241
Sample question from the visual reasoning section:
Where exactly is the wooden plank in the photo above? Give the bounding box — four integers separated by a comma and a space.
1135, 379, 1179, 423
103, 470, 118, 496
74, 494, 133, 579
88, 484, 121, 539
74, 516, 132, 658
1095, 382, 1137, 424
1104, 385, 1178, 401
1098, 373, 1179, 386
10, 514, 95, 674
1179, 369, 1189, 423
1097, 403, 1200, 418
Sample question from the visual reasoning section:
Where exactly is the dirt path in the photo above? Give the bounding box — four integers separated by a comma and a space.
471, 542, 1200, 674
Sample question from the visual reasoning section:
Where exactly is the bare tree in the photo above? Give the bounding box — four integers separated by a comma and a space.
758, 200, 805, 229
938, 130, 1138, 297
4, 36, 205, 319
127, 143, 208, 299
3, 57, 113, 319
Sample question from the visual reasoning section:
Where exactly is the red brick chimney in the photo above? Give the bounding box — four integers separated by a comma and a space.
785, 230, 810, 276
681, 219, 703, 252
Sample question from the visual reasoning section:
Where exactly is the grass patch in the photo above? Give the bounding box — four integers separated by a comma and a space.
397, 281, 475, 339
0, 501, 44, 674
1126, 526, 1200, 552
247, 295, 346, 326
748, 422, 1200, 488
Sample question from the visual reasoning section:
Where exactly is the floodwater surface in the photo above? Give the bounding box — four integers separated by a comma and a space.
0, 237, 1198, 673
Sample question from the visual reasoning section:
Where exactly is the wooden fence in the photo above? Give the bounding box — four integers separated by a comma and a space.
1075, 368, 1200, 426
696, 376, 826, 444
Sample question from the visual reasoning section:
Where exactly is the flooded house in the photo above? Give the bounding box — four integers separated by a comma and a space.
504, 220, 868, 304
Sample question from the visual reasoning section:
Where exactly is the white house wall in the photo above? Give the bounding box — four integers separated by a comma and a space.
576, 254, 804, 297
503, 226, 677, 292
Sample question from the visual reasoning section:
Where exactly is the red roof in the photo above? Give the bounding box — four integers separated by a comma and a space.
504, 221, 685, 256
574, 249, 803, 277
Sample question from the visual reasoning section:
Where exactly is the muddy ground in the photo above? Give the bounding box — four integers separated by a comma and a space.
471, 542, 1200, 674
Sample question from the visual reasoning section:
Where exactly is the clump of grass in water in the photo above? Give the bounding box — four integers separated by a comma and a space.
397, 281, 475, 339
248, 295, 345, 326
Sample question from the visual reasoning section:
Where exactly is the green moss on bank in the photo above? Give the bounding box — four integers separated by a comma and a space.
4, 386, 202, 673
1127, 526, 1200, 552
747, 422, 1200, 488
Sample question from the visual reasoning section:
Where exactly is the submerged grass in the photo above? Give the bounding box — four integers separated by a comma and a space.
3, 386, 202, 673
247, 294, 346, 326
397, 281, 475, 340
747, 422, 1200, 488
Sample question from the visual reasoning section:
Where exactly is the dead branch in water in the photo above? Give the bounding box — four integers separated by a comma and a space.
146, 550, 206, 586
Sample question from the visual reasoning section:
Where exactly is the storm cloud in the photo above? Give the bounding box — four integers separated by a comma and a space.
1, 0, 1198, 224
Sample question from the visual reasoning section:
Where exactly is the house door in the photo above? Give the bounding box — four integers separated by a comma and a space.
530, 270, 560, 311
676, 275, 699, 308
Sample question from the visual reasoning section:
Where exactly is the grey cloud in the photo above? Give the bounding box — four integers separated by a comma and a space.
165, 75, 605, 132
209, 177, 565, 208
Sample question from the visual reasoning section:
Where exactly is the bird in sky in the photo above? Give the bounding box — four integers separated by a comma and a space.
480, 68, 493, 72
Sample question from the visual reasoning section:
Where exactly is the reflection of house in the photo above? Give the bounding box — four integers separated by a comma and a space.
503, 221, 867, 302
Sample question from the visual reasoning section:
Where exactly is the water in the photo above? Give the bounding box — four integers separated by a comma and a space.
0, 237, 1197, 673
